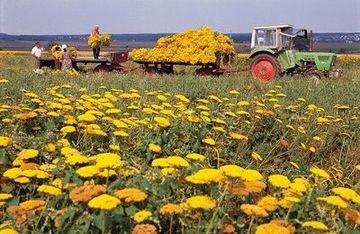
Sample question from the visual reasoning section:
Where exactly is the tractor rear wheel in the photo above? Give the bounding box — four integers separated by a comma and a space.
250, 54, 280, 81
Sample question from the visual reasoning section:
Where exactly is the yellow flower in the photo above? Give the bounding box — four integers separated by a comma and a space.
0, 136, 10, 147
251, 151, 263, 161
88, 194, 121, 211
160, 203, 183, 215
151, 158, 171, 168
278, 197, 300, 209
332, 187, 360, 203
185, 168, 224, 184
37, 185, 62, 196
154, 117, 171, 128
0, 229, 18, 234
302, 221, 328, 231
309, 146, 316, 153
229, 132, 248, 140
317, 195, 348, 208
77, 113, 96, 122
184, 195, 216, 210
14, 177, 30, 184
113, 130, 129, 137
290, 182, 307, 193
19, 199, 46, 210
115, 188, 147, 203
240, 204, 269, 217
60, 125, 76, 134
0, 193, 13, 200
220, 164, 244, 178
97, 169, 116, 178
289, 161, 299, 169
240, 169, 263, 182
185, 153, 206, 161
310, 167, 330, 179
65, 154, 90, 165
166, 156, 190, 168
255, 223, 290, 234
109, 144, 120, 151
175, 94, 190, 103
17, 149, 39, 159
268, 174, 291, 188
202, 137, 216, 146
161, 168, 175, 176
3, 168, 22, 179
94, 153, 122, 169
257, 195, 278, 212
132, 210, 152, 223
148, 143, 161, 153
45, 143, 56, 152
76, 166, 99, 178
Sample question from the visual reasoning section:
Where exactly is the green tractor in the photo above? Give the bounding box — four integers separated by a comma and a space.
249, 25, 341, 81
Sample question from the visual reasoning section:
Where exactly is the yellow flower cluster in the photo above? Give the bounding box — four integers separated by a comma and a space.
131, 26, 235, 64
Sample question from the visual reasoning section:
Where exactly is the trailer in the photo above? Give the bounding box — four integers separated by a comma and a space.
39, 52, 135, 72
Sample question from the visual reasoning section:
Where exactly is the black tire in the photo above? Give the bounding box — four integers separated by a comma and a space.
250, 54, 281, 81
94, 64, 110, 73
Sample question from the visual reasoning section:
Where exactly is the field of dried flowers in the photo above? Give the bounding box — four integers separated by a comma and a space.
0, 53, 359, 234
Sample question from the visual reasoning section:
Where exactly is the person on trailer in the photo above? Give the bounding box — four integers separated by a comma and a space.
31, 41, 44, 73
91, 25, 101, 59
61, 44, 73, 70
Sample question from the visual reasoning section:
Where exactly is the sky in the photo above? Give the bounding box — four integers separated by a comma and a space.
1, 0, 359, 35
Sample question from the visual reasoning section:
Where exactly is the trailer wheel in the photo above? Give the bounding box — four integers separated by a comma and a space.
195, 67, 212, 76
94, 64, 110, 73
250, 54, 280, 81
145, 67, 158, 75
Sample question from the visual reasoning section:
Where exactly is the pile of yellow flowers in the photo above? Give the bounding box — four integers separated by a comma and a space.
50, 44, 62, 60
131, 26, 235, 64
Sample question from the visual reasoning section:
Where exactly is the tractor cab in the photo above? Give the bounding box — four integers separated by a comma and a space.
249, 24, 339, 82
251, 25, 310, 52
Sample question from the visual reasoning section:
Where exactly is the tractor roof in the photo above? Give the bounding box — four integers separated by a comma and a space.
253, 24, 293, 30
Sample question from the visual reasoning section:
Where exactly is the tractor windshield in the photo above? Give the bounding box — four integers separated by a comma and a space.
254, 29, 276, 48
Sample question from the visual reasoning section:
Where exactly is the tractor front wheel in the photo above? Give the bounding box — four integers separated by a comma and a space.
304, 70, 321, 84
250, 54, 280, 81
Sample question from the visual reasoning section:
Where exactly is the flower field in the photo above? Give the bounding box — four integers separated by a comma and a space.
0, 54, 359, 233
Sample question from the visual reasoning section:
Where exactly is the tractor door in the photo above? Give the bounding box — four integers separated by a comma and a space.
277, 50, 296, 70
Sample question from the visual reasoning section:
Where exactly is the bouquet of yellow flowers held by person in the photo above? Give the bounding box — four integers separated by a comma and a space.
101, 33, 112, 47
68, 46, 78, 58
87, 32, 112, 48
51, 44, 62, 69
88, 34, 101, 48
51, 44, 62, 60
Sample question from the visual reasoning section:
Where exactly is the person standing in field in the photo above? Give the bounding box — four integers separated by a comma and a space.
61, 44, 73, 70
31, 41, 44, 73
91, 25, 101, 59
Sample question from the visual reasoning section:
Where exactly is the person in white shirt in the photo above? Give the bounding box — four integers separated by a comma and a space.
31, 41, 44, 73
